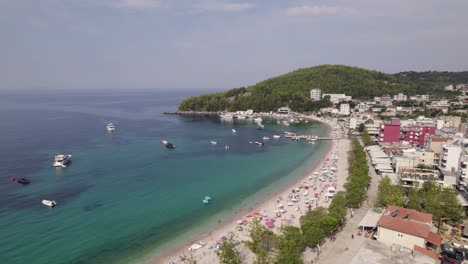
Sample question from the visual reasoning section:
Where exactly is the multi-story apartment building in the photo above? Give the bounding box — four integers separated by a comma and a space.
310, 88, 321, 101
439, 144, 462, 173
379, 118, 401, 143
401, 125, 436, 147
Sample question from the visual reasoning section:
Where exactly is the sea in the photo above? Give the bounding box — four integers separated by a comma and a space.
0, 89, 330, 264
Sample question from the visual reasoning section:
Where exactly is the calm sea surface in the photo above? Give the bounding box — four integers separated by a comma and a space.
0, 90, 330, 264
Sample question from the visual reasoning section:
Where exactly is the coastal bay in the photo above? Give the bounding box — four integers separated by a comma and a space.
0, 90, 332, 264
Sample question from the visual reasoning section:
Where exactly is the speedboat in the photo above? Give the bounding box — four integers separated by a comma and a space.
106, 123, 116, 132
17, 178, 30, 185
255, 141, 264, 146
232, 129, 237, 133
273, 135, 281, 139
225, 145, 230, 150
53, 154, 72, 167
42, 200, 57, 207
161, 140, 176, 149
210, 141, 217, 145
263, 136, 270, 140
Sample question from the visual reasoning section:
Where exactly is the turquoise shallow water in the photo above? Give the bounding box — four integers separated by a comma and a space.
0, 90, 330, 264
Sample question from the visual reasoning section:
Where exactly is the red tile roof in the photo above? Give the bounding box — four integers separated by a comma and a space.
427, 232, 441, 246
377, 215, 430, 238
383, 206, 433, 224
413, 245, 437, 260
431, 137, 447, 142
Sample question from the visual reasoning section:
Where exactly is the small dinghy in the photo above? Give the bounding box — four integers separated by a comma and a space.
42, 200, 57, 207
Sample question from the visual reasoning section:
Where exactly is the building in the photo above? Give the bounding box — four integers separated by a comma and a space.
442, 116, 462, 128
393, 93, 408, 101
349, 117, 357, 130
340, 103, 350, 115
310, 88, 321, 101
376, 206, 441, 252
355, 103, 369, 112
277, 107, 291, 115
401, 125, 436, 147
375, 94, 393, 106
444, 84, 454, 91
380, 118, 401, 143
322, 94, 352, 104
439, 144, 462, 173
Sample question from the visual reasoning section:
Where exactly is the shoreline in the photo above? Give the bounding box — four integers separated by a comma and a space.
145, 116, 340, 264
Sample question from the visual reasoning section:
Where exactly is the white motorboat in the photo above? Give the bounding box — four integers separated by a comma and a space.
225, 145, 230, 150
106, 123, 116, 132
42, 199, 57, 207
219, 114, 234, 119
161, 140, 168, 145
263, 136, 270, 140
255, 141, 264, 146
53, 154, 72, 167
273, 135, 281, 139
232, 129, 237, 133
210, 141, 217, 145
237, 115, 246, 119
253, 117, 262, 123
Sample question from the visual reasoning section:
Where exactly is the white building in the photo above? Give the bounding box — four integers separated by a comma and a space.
322, 94, 352, 104
355, 103, 370, 112
340, 103, 350, 116
393, 93, 407, 101
349, 117, 357, 129
444, 84, 454, 91
310, 89, 321, 101
278, 107, 291, 115
439, 144, 462, 173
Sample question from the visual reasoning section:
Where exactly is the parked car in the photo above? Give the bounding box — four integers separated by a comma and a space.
441, 243, 464, 262
439, 255, 460, 264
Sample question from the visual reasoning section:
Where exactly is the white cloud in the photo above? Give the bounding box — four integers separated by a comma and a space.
192, 1, 254, 13
113, 0, 161, 10
285, 5, 352, 16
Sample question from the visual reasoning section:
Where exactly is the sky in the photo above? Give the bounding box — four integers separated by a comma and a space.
1, 0, 468, 90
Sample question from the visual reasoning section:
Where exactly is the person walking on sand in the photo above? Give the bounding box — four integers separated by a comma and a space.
351, 234, 354, 240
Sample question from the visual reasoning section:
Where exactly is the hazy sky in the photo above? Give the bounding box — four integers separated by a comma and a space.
1, 0, 468, 90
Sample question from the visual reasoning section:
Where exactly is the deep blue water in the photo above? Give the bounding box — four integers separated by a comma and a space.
0, 90, 330, 264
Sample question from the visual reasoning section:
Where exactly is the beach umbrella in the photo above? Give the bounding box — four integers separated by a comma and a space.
265, 221, 274, 228
246, 214, 253, 218
220, 236, 227, 241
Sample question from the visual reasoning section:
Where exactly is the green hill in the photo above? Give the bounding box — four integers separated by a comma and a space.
178, 65, 468, 113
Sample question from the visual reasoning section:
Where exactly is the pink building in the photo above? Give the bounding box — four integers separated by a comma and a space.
380, 118, 401, 143
401, 126, 436, 147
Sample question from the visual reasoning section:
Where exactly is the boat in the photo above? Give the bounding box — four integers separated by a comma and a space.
219, 113, 234, 119
255, 141, 264, 146
165, 143, 176, 149
257, 124, 265, 130
253, 117, 262, 123
263, 136, 270, 140
232, 129, 237, 133
42, 200, 57, 207
237, 115, 246, 119
106, 123, 116, 132
161, 140, 176, 149
203, 196, 212, 204
17, 178, 30, 185
225, 145, 230, 150
53, 154, 72, 167
273, 135, 281, 139
210, 141, 217, 145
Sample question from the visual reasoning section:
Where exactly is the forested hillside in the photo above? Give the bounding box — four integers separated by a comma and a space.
178, 65, 468, 112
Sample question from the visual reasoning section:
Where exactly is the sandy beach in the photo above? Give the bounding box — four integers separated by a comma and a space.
149, 116, 350, 264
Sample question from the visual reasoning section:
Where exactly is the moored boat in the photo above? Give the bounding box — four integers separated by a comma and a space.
273, 135, 281, 139
42, 199, 57, 207
210, 141, 217, 145
17, 178, 30, 185
53, 154, 72, 167
255, 141, 264, 146
106, 123, 116, 132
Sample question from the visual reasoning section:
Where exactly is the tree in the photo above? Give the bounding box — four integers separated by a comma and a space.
274, 226, 305, 264
243, 218, 274, 264
216, 233, 241, 264
301, 224, 324, 247
357, 123, 365, 132
375, 176, 405, 208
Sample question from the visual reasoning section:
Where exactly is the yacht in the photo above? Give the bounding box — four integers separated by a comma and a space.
106, 123, 116, 132
273, 135, 281, 139
17, 178, 30, 185
53, 155, 72, 167
263, 136, 270, 140
42, 200, 57, 207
